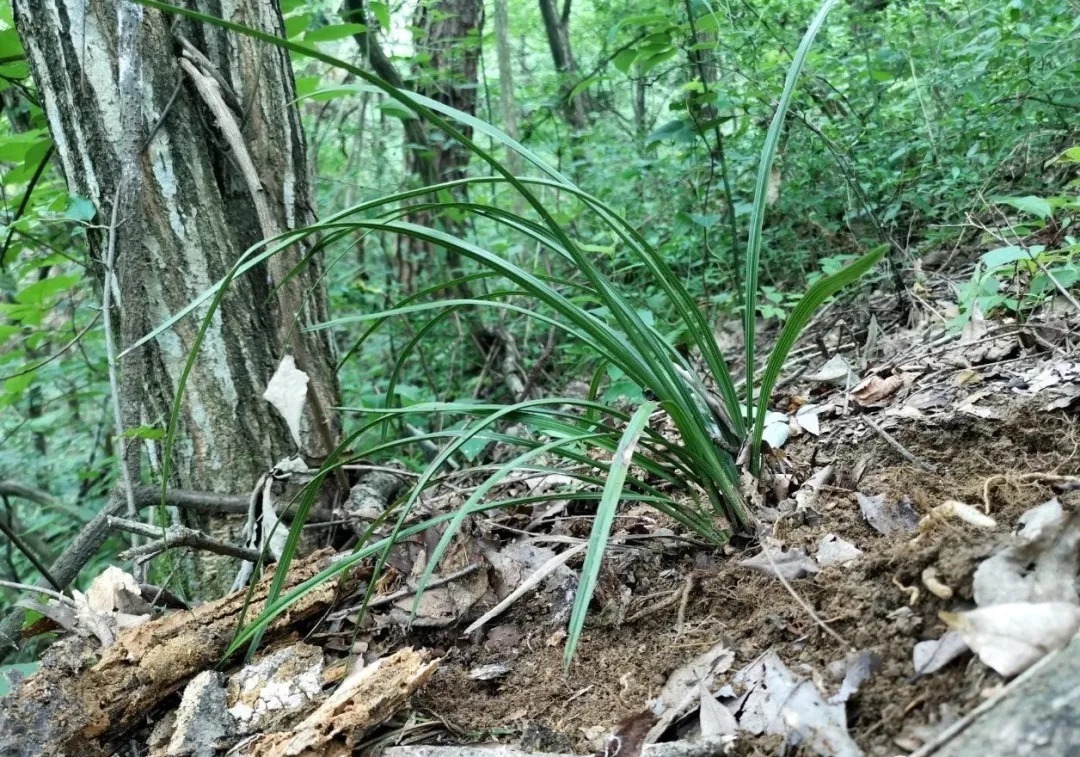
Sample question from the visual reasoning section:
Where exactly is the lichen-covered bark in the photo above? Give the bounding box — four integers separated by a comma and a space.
12, 0, 341, 596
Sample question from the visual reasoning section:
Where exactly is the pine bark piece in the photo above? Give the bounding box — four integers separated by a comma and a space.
0, 549, 342, 756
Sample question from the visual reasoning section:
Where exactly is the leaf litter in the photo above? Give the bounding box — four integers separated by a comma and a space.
8, 294, 1080, 757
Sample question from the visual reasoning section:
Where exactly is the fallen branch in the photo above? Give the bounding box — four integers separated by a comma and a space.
108, 516, 262, 563
0, 549, 349, 755
0, 486, 251, 664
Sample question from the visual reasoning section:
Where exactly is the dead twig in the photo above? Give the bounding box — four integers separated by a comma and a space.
863, 416, 938, 473
108, 516, 262, 564
762, 543, 854, 652
329, 564, 483, 620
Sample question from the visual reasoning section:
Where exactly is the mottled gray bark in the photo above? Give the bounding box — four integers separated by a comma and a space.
918, 636, 1080, 757
12, 0, 341, 597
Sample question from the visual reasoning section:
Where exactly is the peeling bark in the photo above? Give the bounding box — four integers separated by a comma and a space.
13, 0, 341, 596
0, 550, 347, 756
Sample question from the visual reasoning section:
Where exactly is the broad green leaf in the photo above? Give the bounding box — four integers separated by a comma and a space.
981, 245, 1029, 269
370, 0, 390, 30
65, 195, 96, 222
15, 274, 80, 305
991, 195, 1053, 220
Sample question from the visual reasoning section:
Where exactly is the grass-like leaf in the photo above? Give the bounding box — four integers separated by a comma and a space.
564, 400, 657, 667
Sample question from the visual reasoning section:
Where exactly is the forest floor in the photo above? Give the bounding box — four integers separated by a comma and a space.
409, 287, 1080, 756
6, 250, 1080, 757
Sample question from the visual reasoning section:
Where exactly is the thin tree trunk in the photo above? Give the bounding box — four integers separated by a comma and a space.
344, 0, 483, 294
538, 0, 588, 131
493, 0, 520, 177
13, 0, 341, 598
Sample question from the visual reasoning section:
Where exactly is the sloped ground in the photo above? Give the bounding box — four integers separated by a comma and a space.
415, 379, 1078, 756
5, 249, 1080, 756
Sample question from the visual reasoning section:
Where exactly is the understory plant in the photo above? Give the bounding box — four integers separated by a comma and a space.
134, 0, 883, 664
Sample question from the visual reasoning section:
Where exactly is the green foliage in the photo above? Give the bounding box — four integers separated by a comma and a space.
133, 0, 880, 664
0, 0, 1077, 667
955, 150, 1080, 326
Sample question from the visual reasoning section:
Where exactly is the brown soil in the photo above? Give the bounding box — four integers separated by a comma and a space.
413, 406, 1077, 755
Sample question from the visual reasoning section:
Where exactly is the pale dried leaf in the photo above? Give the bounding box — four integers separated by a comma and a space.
973, 499, 1079, 606
87, 566, 151, 616
912, 631, 968, 679
729, 651, 860, 757
698, 683, 738, 737
816, 534, 863, 567
857, 492, 919, 535
740, 545, 819, 581
263, 354, 309, 449
941, 602, 1080, 677
828, 650, 880, 704
806, 355, 854, 384
645, 640, 735, 743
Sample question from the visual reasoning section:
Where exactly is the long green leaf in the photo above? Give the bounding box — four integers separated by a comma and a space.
751, 244, 886, 469
564, 401, 656, 667
743, 0, 840, 421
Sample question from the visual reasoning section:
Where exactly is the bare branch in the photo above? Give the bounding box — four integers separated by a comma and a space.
108, 517, 262, 563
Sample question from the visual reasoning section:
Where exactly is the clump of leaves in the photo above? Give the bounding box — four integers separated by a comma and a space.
136, 0, 881, 664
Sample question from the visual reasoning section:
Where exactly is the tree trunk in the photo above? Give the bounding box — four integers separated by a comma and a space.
344, 0, 482, 293
493, 0, 520, 177
13, 0, 341, 598
538, 0, 588, 131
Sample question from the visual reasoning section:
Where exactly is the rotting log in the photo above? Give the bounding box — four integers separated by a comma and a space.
0, 549, 347, 757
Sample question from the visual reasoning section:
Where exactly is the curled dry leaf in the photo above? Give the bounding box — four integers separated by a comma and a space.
940, 602, 1080, 678
850, 372, 908, 407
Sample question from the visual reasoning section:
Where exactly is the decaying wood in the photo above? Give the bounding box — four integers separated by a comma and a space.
239, 647, 439, 756
380, 737, 736, 757
0, 549, 348, 756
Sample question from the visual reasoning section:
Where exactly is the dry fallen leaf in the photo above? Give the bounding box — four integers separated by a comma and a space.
940, 602, 1080, 678
740, 544, 819, 581
263, 354, 309, 449
806, 355, 855, 385
857, 492, 919, 535
850, 372, 907, 407
645, 639, 735, 743
728, 651, 860, 757
698, 682, 738, 737
973, 499, 1078, 606
912, 630, 969, 679
816, 534, 863, 567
